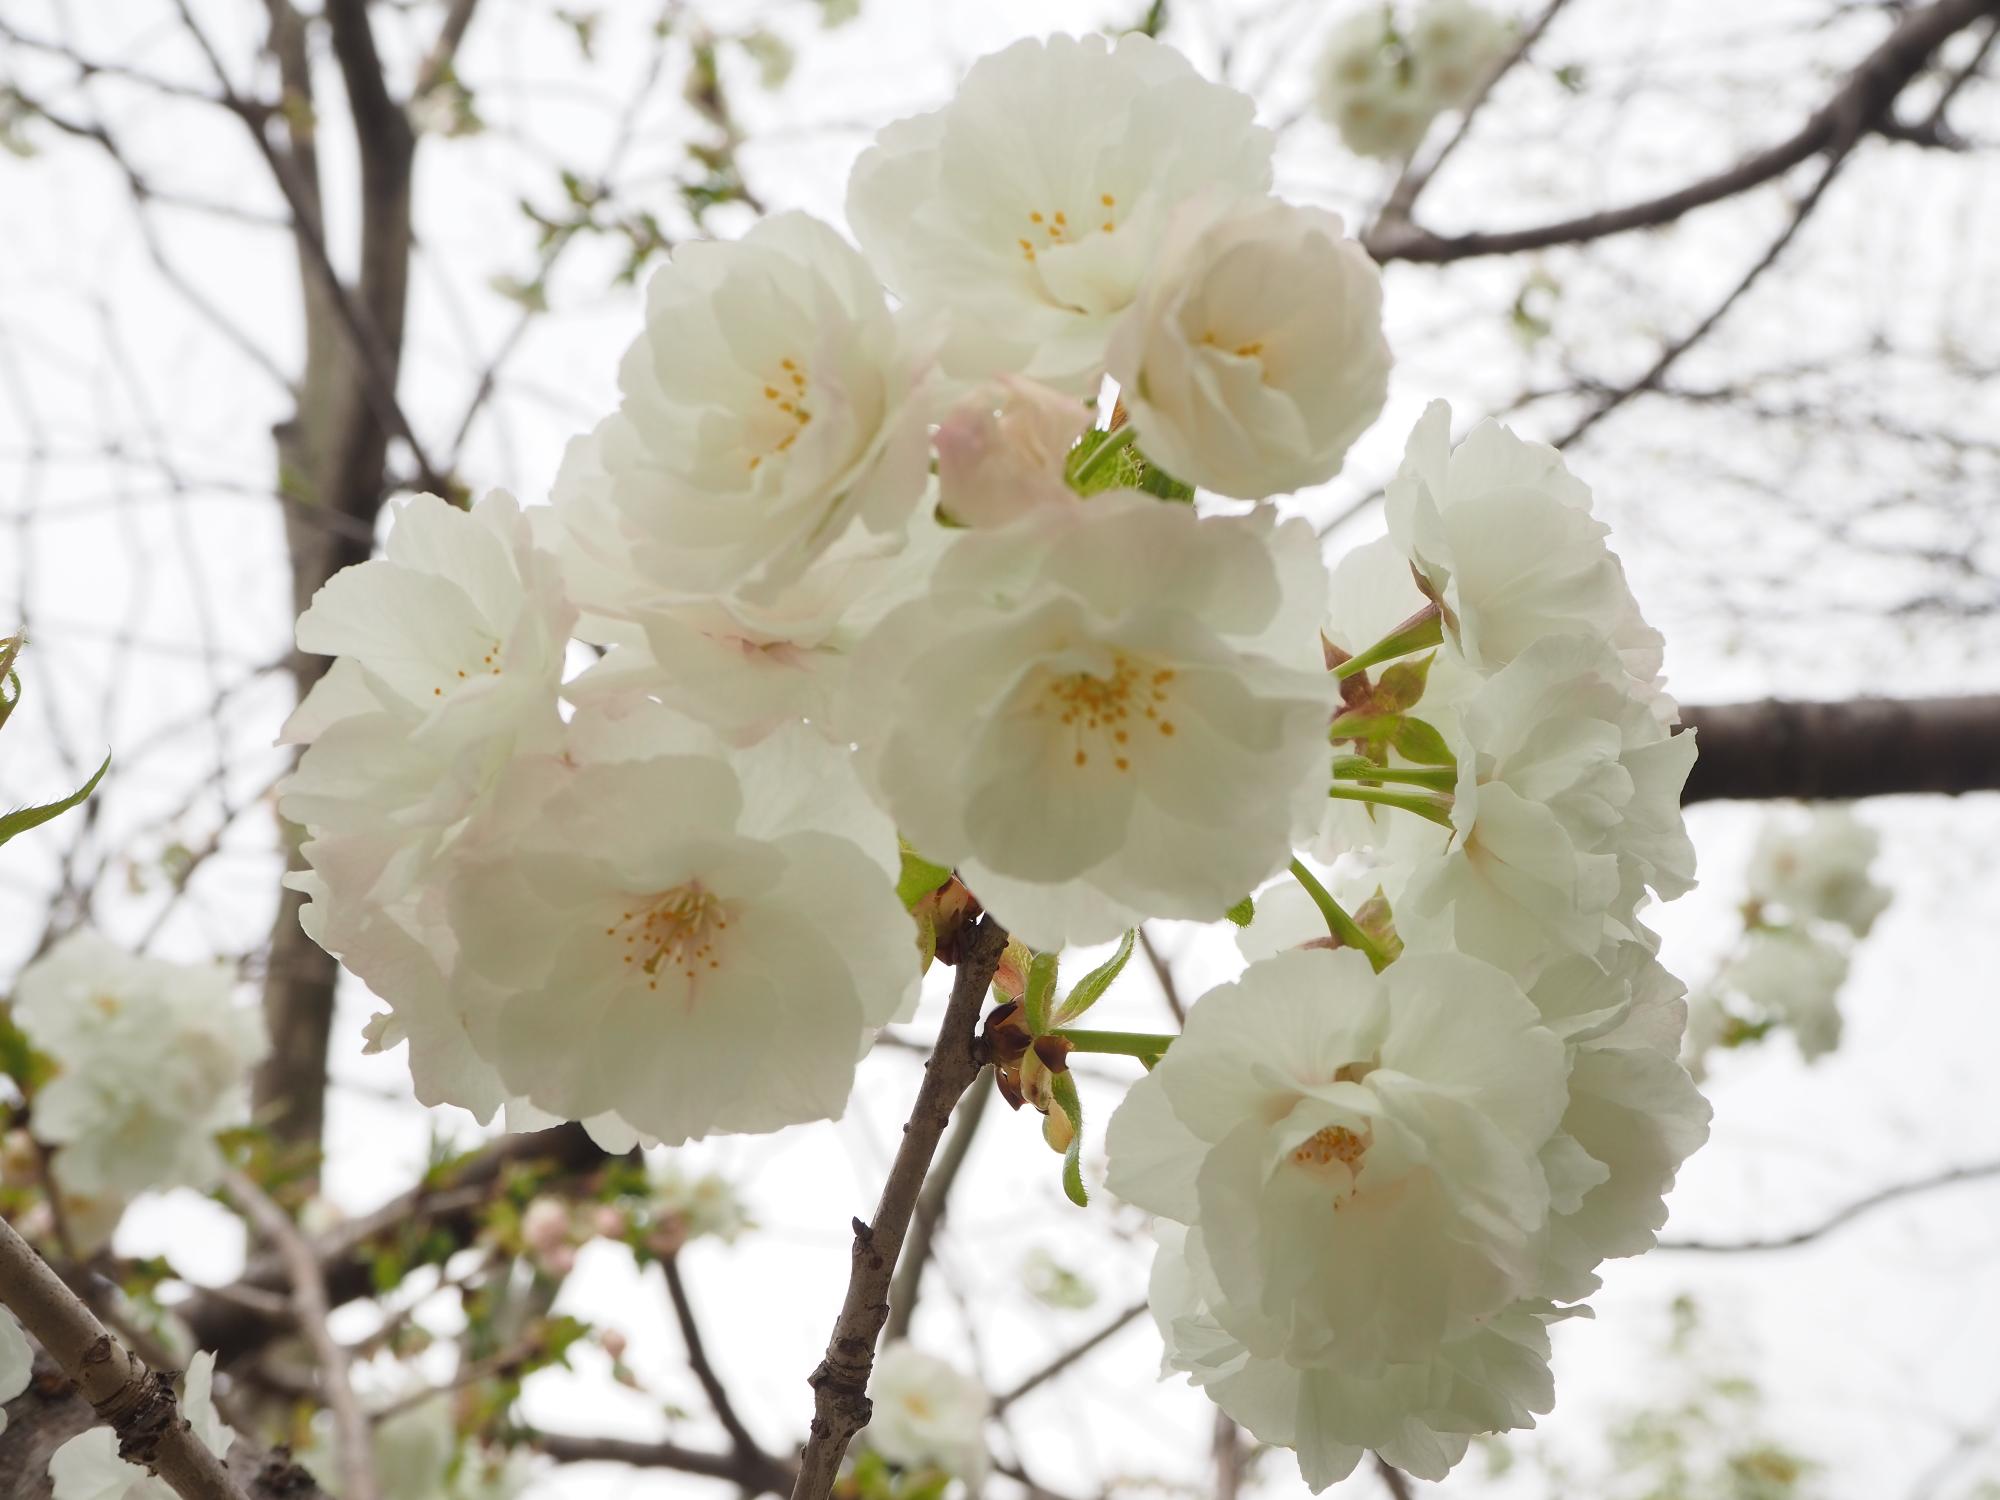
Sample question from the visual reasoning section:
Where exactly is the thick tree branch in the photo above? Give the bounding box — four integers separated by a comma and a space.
0, 1216, 245, 1500
1659, 1160, 2000, 1252
791, 918, 1010, 1500
1679, 695, 2000, 803
1366, 0, 2000, 263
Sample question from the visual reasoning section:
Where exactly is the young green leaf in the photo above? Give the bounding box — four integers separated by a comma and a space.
0, 750, 109, 848
1054, 929, 1135, 1026
1023, 949, 1060, 1035
1224, 896, 1255, 927
895, 839, 953, 908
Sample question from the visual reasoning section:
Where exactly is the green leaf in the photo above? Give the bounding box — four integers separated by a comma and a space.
1055, 929, 1135, 1026
1224, 896, 1255, 927
1022, 949, 1059, 1036
0, 751, 108, 848
894, 839, 952, 908
1392, 716, 1456, 767
1051, 1071, 1088, 1207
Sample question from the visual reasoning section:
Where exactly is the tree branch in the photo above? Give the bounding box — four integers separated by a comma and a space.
1366, 0, 2000, 263
992, 1301, 1148, 1415
1679, 695, 2000, 803
536, 1429, 790, 1492
0, 1216, 245, 1500
181, 1124, 606, 1362
661, 1256, 771, 1471
882, 1074, 992, 1345
1659, 1160, 2000, 1252
223, 1172, 377, 1500
790, 918, 1010, 1500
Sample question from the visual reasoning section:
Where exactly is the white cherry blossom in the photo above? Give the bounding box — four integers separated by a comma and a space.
846, 494, 1338, 949
1149, 1223, 1573, 1489
579, 211, 934, 602
13, 932, 265, 1201
1106, 947, 1568, 1371
1384, 402, 1667, 702
865, 1341, 989, 1480
1719, 926, 1850, 1060
1747, 806, 1891, 937
442, 744, 914, 1145
1398, 635, 1697, 982
1408, 0, 1512, 107
1107, 191, 1390, 499
847, 32, 1274, 391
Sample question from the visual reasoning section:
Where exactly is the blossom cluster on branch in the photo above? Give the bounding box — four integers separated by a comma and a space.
271, 28, 1711, 1490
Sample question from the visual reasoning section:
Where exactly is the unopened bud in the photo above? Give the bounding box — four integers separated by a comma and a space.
521, 1196, 571, 1256
591, 1205, 629, 1240
601, 1328, 628, 1361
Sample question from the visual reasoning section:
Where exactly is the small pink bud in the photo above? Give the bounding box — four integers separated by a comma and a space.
601, 1328, 628, 1361
521, 1196, 570, 1256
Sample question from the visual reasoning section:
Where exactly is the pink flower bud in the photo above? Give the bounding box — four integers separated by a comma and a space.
521, 1196, 571, 1256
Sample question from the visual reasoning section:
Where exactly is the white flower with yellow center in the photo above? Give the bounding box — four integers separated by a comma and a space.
440, 737, 914, 1145
1105, 947, 1568, 1372
1149, 1224, 1574, 1489
13, 931, 266, 1201
844, 494, 1337, 949
865, 1341, 989, 1480
846, 32, 1274, 392
1106, 191, 1390, 500
1398, 634, 1698, 982
583, 211, 933, 603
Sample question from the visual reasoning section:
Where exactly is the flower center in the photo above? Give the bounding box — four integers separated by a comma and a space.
1035, 652, 1178, 771
606, 882, 730, 991
1016, 193, 1120, 264
434, 637, 504, 698
1290, 1124, 1370, 1170
747, 357, 813, 472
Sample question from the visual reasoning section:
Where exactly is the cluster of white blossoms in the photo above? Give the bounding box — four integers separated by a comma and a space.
8, 930, 266, 1235
1316, 0, 1513, 160
279, 29, 1707, 1486
1685, 807, 1889, 1074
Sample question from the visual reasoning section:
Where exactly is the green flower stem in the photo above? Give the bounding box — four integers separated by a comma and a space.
1331, 757, 1458, 791
1287, 857, 1391, 972
1069, 425, 1139, 490
1331, 601, 1444, 680
1327, 783, 1455, 827
1052, 1027, 1175, 1064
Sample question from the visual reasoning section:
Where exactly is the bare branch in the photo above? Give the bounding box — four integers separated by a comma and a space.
223, 1172, 377, 1500
0, 1216, 246, 1500
1139, 926, 1187, 1026
1659, 1160, 2000, 1252
882, 1074, 992, 1345
992, 1301, 1148, 1414
791, 918, 1010, 1500
662, 1255, 772, 1471
415, 0, 485, 98
1375, 1454, 1416, 1499
1366, 0, 2000, 264
536, 1429, 791, 1492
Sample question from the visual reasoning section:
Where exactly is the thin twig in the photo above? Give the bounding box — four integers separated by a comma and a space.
0, 1215, 246, 1500
223, 1172, 378, 1500
1658, 1159, 2000, 1252
662, 1255, 771, 1467
790, 918, 1010, 1500
1375, 1453, 1416, 1499
1138, 926, 1187, 1026
992, 1300, 1148, 1414
1365, 0, 2000, 263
